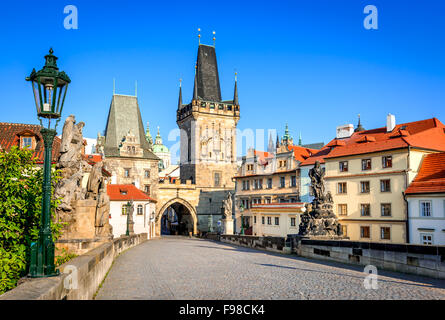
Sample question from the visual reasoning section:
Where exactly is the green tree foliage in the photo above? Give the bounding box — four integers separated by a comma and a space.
0, 146, 63, 294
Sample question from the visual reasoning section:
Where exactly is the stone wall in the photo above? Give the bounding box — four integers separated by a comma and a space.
220, 235, 286, 253
290, 237, 445, 279
0, 233, 147, 300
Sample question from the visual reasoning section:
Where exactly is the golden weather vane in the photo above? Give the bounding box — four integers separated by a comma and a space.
212, 31, 216, 46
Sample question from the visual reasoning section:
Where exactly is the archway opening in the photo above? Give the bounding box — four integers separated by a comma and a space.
160, 202, 194, 236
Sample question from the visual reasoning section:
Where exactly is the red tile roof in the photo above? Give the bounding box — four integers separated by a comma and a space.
0, 122, 61, 163
287, 145, 319, 162
405, 152, 445, 194
301, 118, 445, 167
107, 184, 157, 202
84, 154, 103, 165
324, 118, 445, 159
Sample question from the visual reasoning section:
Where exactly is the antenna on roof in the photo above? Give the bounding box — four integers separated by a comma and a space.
198, 28, 201, 45
212, 30, 216, 46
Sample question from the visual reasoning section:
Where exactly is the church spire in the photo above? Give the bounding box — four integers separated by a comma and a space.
178, 79, 183, 109
355, 114, 365, 132
299, 131, 302, 146
233, 72, 239, 106
268, 132, 274, 153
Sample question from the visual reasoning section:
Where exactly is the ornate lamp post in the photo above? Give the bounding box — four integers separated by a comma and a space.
26, 48, 71, 277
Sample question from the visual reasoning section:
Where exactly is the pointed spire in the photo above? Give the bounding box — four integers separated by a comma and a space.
155, 126, 163, 145
145, 121, 153, 151
276, 135, 280, 149
299, 131, 302, 146
178, 79, 183, 109
193, 65, 198, 101
268, 132, 274, 153
233, 72, 239, 106
355, 114, 365, 132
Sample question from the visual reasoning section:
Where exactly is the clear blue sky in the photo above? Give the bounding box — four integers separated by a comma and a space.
0, 0, 444, 160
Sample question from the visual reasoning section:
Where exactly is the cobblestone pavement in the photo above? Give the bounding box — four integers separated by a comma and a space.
95, 236, 445, 300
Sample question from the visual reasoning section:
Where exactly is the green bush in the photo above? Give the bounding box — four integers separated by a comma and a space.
0, 146, 63, 294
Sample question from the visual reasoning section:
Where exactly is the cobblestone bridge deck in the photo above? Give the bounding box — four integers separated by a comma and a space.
95, 236, 445, 300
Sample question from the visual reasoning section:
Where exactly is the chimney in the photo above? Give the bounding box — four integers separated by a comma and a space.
386, 114, 396, 132
336, 124, 354, 139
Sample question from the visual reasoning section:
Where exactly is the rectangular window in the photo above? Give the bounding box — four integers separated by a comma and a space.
144, 185, 150, 194
280, 177, 285, 188
337, 182, 347, 194
338, 204, 348, 216
360, 226, 370, 238
137, 205, 143, 215
267, 217, 272, 225
382, 156, 392, 168
267, 178, 272, 189
254, 216, 257, 224
360, 204, 371, 216
21, 137, 32, 149
360, 181, 370, 193
420, 233, 433, 245
290, 217, 296, 227
214, 172, 220, 187
380, 227, 391, 240
121, 205, 128, 215
265, 197, 271, 204
339, 161, 348, 172
262, 216, 265, 225
380, 179, 391, 192
124, 168, 130, 178
274, 217, 279, 225
144, 170, 150, 178
362, 159, 372, 171
420, 201, 432, 217
246, 180, 250, 190
381, 203, 392, 217
291, 176, 297, 187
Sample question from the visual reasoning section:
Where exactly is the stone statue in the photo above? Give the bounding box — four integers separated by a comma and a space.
55, 115, 113, 243
299, 161, 343, 238
95, 184, 112, 237
222, 192, 233, 219
86, 161, 103, 200
127, 200, 135, 235
55, 171, 84, 211
309, 161, 326, 203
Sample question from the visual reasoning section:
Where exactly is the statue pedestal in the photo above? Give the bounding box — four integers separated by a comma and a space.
222, 218, 234, 235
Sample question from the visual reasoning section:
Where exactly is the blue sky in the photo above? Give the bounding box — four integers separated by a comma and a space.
0, 0, 444, 162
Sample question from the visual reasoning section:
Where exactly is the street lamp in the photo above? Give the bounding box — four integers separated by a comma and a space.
26, 48, 71, 277
239, 203, 245, 235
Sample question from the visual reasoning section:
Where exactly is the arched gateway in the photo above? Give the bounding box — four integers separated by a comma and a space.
156, 197, 198, 236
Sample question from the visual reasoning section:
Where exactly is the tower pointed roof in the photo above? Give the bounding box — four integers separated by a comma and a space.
193, 44, 221, 102
178, 80, 183, 109
103, 94, 158, 160
299, 131, 302, 146
233, 73, 239, 106
268, 132, 275, 153
145, 121, 153, 151
355, 114, 365, 132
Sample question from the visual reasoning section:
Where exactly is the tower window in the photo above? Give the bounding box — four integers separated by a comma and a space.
124, 168, 130, 178
214, 172, 221, 187
201, 102, 206, 108
227, 105, 232, 111
209, 103, 215, 109
218, 104, 224, 110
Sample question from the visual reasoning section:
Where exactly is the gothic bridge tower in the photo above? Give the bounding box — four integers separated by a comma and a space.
177, 44, 240, 189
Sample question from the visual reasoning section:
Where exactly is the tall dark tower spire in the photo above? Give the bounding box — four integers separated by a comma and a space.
194, 44, 222, 101
178, 79, 183, 109
233, 72, 239, 106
